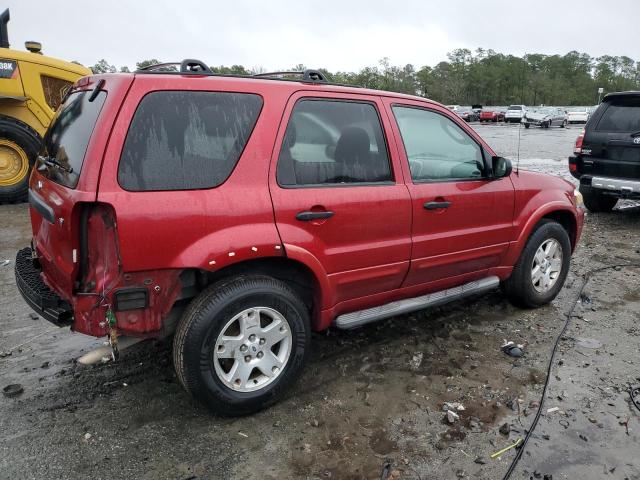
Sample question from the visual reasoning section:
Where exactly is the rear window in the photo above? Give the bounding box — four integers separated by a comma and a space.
507, 106, 522, 111
118, 91, 262, 191
40, 89, 107, 188
596, 97, 640, 132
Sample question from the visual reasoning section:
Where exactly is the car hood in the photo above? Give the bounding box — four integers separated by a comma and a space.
515, 169, 574, 193
525, 112, 550, 120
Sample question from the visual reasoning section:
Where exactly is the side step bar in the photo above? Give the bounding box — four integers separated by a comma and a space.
334, 276, 500, 330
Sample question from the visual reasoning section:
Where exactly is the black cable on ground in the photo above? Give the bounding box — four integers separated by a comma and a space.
502, 263, 640, 480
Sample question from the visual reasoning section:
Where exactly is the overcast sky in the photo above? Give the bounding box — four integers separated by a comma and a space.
5, 0, 639, 72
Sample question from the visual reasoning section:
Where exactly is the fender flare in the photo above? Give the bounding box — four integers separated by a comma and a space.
505, 201, 578, 266
281, 243, 332, 310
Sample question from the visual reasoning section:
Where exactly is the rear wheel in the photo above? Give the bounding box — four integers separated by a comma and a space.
580, 185, 618, 213
503, 220, 571, 308
173, 275, 311, 416
0, 117, 41, 204
524, 123, 530, 129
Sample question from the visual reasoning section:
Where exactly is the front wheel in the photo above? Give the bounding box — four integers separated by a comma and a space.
524, 123, 530, 129
173, 275, 311, 415
503, 220, 571, 308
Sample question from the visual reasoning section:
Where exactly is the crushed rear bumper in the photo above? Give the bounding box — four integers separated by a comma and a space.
14, 247, 73, 326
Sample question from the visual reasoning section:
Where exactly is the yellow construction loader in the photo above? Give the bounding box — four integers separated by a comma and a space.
0, 8, 90, 203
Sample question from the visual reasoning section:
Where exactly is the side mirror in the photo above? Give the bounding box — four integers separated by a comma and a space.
492, 156, 512, 178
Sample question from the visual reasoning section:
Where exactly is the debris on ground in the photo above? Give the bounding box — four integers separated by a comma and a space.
2, 383, 23, 398
1, 259, 9, 267
409, 352, 423, 370
443, 402, 465, 412
490, 437, 523, 459
501, 340, 524, 357
499, 423, 511, 435
446, 410, 460, 424
546, 407, 560, 414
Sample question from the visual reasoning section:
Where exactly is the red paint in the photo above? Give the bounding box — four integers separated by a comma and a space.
27, 73, 584, 338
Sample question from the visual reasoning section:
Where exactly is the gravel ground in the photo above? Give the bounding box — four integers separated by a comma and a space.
1, 123, 639, 480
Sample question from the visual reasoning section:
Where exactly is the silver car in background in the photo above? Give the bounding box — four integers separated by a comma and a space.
523, 107, 567, 128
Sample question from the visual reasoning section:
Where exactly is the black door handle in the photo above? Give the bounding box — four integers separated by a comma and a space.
424, 201, 452, 210
296, 211, 335, 221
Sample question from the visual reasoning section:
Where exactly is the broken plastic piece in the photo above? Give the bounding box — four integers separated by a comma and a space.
501, 340, 524, 357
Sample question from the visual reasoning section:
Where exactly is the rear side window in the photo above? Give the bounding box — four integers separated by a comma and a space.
41, 90, 107, 188
118, 91, 262, 191
277, 99, 392, 186
596, 98, 640, 132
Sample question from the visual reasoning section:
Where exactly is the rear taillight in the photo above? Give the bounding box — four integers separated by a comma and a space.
569, 162, 577, 173
573, 129, 585, 154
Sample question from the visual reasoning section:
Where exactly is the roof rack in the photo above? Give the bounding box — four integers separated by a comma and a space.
135, 59, 213, 74
134, 59, 359, 87
253, 69, 328, 83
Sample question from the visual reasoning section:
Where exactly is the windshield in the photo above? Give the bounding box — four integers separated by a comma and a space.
40, 90, 107, 188
507, 106, 522, 111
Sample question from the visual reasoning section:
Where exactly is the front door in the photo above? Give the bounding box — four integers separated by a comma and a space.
384, 100, 515, 287
269, 93, 412, 307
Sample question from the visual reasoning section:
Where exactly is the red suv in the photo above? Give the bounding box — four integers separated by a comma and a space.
15, 60, 584, 415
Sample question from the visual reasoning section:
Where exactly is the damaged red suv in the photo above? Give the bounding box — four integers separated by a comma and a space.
16, 60, 584, 415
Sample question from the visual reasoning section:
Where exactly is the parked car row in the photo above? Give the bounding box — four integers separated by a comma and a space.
447, 104, 597, 127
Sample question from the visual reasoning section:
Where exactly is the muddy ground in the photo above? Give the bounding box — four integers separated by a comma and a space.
1, 124, 639, 480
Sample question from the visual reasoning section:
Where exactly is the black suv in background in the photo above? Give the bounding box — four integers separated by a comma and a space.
570, 91, 640, 212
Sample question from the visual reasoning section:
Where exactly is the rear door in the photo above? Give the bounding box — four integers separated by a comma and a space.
269, 92, 412, 307
582, 95, 640, 180
383, 98, 515, 287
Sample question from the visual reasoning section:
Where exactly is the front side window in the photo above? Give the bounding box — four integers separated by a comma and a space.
277, 99, 392, 186
118, 91, 262, 191
392, 106, 485, 182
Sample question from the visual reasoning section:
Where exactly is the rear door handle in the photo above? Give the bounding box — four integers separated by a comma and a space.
296, 211, 335, 221
424, 201, 452, 210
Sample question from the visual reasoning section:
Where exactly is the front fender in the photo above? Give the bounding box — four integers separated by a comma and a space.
504, 193, 580, 266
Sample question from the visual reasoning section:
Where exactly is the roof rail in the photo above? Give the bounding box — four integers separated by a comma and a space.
133, 60, 360, 87
254, 69, 328, 83
135, 59, 213, 74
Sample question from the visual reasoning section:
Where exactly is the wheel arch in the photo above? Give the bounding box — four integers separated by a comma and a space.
183, 254, 327, 331
507, 202, 579, 265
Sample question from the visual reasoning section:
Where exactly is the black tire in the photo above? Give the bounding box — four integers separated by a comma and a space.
502, 220, 571, 308
173, 275, 311, 416
543, 121, 550, 129
0, 116, 41, 204
524, 123, 530, 129
579, 185, 617, 213
560, 120, 567, 128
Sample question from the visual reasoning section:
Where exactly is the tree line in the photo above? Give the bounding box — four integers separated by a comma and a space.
91, 48, 640, 106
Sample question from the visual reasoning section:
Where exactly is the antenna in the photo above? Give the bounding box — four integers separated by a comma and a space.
516, 119, 521, 175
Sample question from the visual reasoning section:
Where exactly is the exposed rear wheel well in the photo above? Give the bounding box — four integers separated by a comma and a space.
179, 258, 320, 318
542, 210, 577, 251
